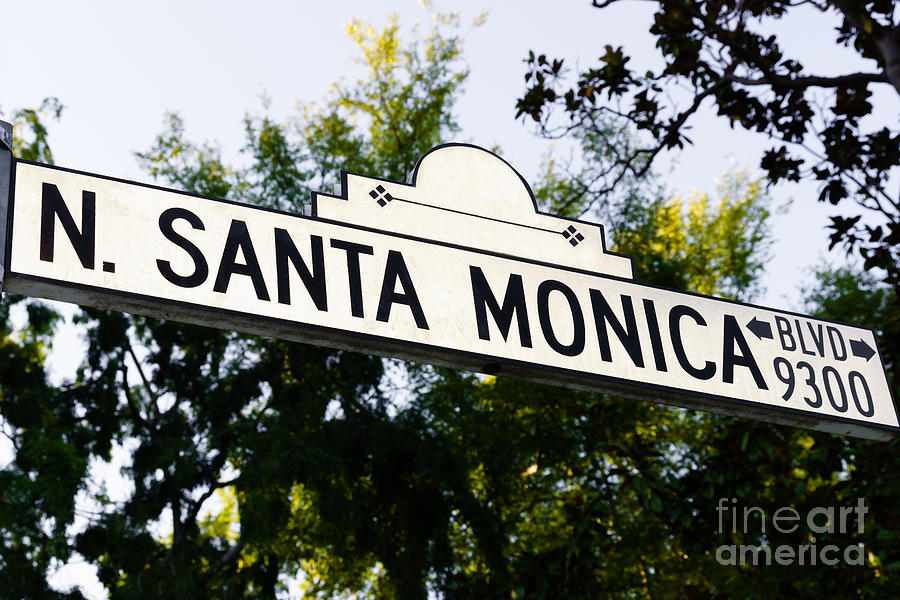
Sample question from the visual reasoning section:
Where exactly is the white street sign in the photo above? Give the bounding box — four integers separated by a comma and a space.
3, 144, 897, 440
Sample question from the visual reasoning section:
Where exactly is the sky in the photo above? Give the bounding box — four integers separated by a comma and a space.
4, 0, 883, 380
1, 0, 892, 596
3, 1, 876, 310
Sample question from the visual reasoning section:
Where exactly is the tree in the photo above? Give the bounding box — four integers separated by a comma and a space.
2, 8, 487, 598
1, 97, 64, 164
0, 98, 90, 599
515, 73, 900, 598
6, 5, 900, 600
516, 0, 900, 294
418, 167, 787, 598
1, 18, 789, 597
101, 8, 482, 598
530, 121, 779, 300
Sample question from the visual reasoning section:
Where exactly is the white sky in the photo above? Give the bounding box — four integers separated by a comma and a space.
2, 1, 893, 597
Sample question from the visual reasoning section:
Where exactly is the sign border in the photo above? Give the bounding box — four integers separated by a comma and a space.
5, 155, 898, 441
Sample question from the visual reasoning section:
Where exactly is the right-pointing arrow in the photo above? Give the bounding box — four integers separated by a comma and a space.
850, 338, 876, 362
747, 316, 773, 340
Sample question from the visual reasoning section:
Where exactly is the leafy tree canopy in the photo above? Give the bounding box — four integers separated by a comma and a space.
517, 0, 900, 292
3, 7, 479, 598
1, 97, 64, 163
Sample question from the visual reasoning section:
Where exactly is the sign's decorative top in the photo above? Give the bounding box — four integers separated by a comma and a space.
315, 144, 633, 278
2, 143, 897, 440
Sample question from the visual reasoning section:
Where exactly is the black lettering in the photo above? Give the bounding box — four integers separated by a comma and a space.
213, 220, 270, 301
274, 230, 326, 310
589, 290, 643, 367
823, 366, 848, 413
849, 371, 874, 417
795, 319, 816, 356
156, 207, 209, 288
469, 266, 532, 347
376, 250, 428, 329
40, 183, 95, 269
798, 361, 822, 408
775, 316, 796, 352
827, 326, 847, 361
642, 298, 668, 372
537, 280, 585, 357
331, 239, 374, 318
806, 322, 826, 357
722, 314, 768, 390
669, 305, 716, 380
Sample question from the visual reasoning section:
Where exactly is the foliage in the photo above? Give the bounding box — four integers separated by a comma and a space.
417, 156, 794, 598
614, 169, 776, 300
1, 97, 64, 164
302, 6, 470, 185
516, 0, 900, 293
2, 7, 480, 598
136, 112, 240, 201
0, 292, 94, 600
533, 116, 778, 300
418, 264, 900, 599
1, 98, 85, 600
514, 14, 900, 597
803, 264, 898, 381
531, 112, 658, 225
101, 7, 478, 598
4, 4, 900, 600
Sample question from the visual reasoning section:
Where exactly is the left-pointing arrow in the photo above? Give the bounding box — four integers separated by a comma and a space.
747, 316, 773, 340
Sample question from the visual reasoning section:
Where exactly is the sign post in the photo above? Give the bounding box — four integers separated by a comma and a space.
0, 120, 13, 287
3, 141, 897, 440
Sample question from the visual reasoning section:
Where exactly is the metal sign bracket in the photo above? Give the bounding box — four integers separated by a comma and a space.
0, 120, 13, 290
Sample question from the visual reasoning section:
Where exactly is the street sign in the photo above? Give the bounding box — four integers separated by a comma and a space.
2, 143, 897, 440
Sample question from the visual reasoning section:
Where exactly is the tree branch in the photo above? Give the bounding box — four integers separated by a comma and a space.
120, 363, 150, 430
677, 2, 889, 96
184, 475, 241, 528
831, 0, 871, 32
126, 341, 161, 422
213, 540, 245, 572
788, 1, 830, 10
726, 70, 888, 89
